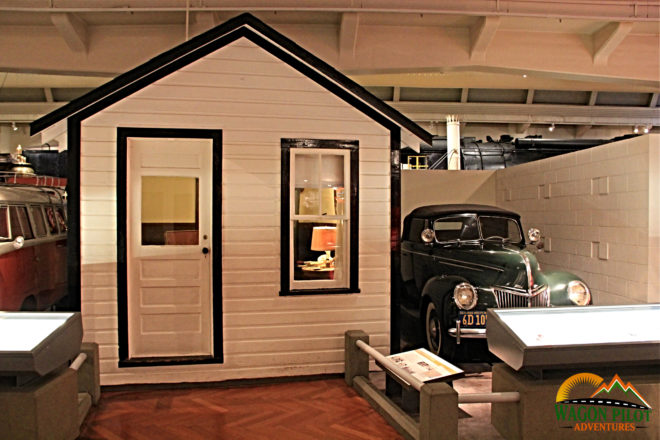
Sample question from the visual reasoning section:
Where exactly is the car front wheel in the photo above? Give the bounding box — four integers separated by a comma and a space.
425, 301, 455, 359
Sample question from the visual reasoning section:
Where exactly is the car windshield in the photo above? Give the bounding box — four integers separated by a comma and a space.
479, 216, 522, 242
433, 215, 479, 242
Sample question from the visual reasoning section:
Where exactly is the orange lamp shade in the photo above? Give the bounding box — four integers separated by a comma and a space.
311, 226, 337, 251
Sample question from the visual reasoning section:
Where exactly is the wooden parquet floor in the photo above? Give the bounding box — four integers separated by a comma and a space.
79, 378, 403, 440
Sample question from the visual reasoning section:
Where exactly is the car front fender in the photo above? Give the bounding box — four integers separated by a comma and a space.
420, 275, 469, 312
539, 270, 592, 305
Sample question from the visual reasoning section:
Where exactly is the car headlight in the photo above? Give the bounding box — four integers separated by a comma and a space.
454, 283, 478, 310
567, 280, 591, 306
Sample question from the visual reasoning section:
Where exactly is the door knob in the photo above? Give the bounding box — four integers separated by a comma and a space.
202, 247, 209, 254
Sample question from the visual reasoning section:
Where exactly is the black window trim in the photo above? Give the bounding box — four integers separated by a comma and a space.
280, 138, 360, 296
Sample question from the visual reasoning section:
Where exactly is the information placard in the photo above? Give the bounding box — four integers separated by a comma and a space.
387, 348, 464, 382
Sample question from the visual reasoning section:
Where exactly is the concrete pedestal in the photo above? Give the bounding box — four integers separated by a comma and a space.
0, 368, 79, 440
491, 363, 659, 440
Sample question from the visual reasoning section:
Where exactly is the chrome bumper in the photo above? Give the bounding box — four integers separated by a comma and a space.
449, 319, 486, 344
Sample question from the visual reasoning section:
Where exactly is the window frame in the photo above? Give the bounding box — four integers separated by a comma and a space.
280, 139, 359, 296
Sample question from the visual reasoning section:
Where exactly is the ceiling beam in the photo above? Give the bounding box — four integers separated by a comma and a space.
3, 1, 658, 21
393, 86, 401, 102
0, 102, 67, 123
339, 12, 360, 60
43, 88, 54, 103
526, 89, 535, 105
190, 11, 220, 37
650, 93, 659, 108
50, 13, 88, 53
388, 101, 660, 126
461, 88, 469, 103
593, 21, 633, 66
575, 125, 592, 137
515, 122, 531, 132
470, 16, 500, 61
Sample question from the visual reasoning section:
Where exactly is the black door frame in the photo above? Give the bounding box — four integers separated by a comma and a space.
116, 127, 223, 367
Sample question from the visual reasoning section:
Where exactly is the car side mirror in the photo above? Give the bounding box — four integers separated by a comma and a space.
528, 228, 543, 249
12, 236, 25, 250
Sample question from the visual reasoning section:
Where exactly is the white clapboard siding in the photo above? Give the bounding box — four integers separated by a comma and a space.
78, 39, 393, 385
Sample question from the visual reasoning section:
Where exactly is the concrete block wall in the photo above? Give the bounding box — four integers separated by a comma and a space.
496, 135, 659, 305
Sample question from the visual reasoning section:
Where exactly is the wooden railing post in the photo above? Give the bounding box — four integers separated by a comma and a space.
419, 382, 458, 440
345, 330, 369, 386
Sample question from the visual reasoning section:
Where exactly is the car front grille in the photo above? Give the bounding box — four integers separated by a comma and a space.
492, 285, 550, 308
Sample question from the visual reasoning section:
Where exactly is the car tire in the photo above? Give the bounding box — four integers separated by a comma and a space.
425, 301, 456, 360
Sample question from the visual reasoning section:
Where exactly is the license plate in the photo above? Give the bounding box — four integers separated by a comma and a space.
459, 311, 487, 328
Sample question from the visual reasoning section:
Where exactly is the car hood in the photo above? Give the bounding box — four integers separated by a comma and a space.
440, 241, 542, 290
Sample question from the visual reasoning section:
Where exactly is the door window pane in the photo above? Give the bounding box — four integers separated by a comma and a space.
141, 176, 199, 245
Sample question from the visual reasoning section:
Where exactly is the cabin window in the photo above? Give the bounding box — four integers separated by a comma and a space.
280, 139, 359, 295
0, 207, 9, 240
30, 206, 47, 237
9, 206, 34, 240
55, 207, 67, 232
45, 206, 58, 234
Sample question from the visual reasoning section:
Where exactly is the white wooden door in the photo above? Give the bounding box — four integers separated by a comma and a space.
127, 137, 213, 359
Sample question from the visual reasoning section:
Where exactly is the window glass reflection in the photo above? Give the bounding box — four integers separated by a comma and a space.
141, 176, 199, 245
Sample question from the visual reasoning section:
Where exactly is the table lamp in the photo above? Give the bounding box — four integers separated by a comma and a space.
311, 226, 337, 267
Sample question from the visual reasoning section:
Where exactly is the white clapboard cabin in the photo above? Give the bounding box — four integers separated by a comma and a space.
31, 13, 432, 385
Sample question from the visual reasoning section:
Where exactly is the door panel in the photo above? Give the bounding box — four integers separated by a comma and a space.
127, 138, 213, 359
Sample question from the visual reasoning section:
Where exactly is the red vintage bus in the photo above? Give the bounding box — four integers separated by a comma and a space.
0, 182, 67, 311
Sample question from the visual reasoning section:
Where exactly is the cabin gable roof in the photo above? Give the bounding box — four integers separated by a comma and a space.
30, 13, 432, 145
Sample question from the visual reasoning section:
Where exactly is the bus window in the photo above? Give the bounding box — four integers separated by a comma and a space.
30, 205, 47, 237
45, 206, 58, 234
0, 207, 9, 240
55, 207, 67, 232
9, 206, 34, 240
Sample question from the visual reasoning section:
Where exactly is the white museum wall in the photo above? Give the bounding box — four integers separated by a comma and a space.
496, 134, 659, 305
77, 39, 393, 385
401, 169, 496, 220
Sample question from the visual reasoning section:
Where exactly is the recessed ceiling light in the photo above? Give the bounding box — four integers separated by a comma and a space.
522, 74, 527, 78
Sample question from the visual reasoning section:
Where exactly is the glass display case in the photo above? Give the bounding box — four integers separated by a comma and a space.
0, 312, 82, 385
487, 304, 660, 371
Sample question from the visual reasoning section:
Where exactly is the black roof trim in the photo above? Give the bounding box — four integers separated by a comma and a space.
407, 204, 520, 219
30, 13, 432, 144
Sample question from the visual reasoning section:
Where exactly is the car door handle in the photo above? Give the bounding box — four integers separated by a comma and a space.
202, 247, 209, 255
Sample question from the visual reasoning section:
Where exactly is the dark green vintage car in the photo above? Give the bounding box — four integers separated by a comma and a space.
400, 204, 591, 360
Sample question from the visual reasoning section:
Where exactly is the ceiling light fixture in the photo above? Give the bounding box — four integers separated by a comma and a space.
643, 125, 650, 134
633, 126, 639, 134
548, 123, 555, 132
11, 122, 18, 131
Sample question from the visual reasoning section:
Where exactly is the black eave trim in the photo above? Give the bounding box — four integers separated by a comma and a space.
30, 13, 431, 144
31, 13, 252, 135
116, 127, 223, 366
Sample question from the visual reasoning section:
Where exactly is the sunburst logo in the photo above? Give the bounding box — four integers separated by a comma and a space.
556, 373, 652, 410
554, 372, 653, 433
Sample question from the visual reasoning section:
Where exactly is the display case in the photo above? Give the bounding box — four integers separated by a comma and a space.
0, 312, 82, 385
487, 304, 660, 371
